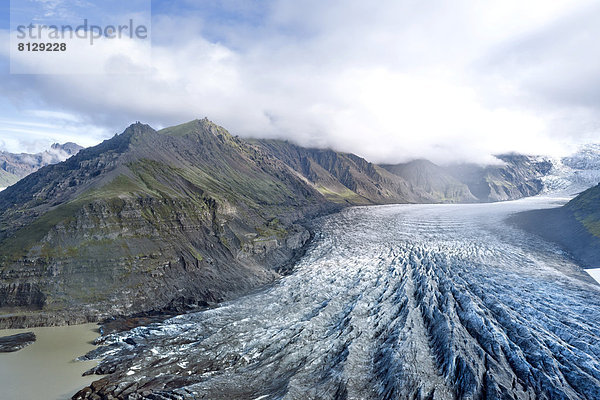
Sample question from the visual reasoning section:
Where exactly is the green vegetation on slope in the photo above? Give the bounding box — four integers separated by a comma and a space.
510, 183, 600, 268
0, 200, 83, 259
566, 184, 600, 237
315, 184, 370, 205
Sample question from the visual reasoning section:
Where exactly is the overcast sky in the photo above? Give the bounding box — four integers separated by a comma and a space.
1, 0, 599, 164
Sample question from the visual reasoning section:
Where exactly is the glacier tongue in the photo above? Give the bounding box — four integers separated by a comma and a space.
77, 199, 600, 400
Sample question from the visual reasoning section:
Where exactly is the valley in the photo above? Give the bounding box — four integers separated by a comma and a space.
0, 119, 561, 329
0, 119, 599, 399
73, 197, 600, 399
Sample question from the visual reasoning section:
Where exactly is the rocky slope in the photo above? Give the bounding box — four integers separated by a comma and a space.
0, 120, 337, 328
381, 159, 477, 203
251, 141, 545, 204
447, 154, 553, 202
512, 183, 600, 267
0, 142, 82, 188
250, 139, 427, 204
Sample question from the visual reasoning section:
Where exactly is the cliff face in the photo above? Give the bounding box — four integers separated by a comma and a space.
0, 120, 333, 328
381, 159, 477, 203
447, 154, 553, 202
250, 140, 473, 204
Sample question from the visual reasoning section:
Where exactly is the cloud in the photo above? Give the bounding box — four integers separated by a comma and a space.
1, 0, 599, 163
0, 110, 108, 153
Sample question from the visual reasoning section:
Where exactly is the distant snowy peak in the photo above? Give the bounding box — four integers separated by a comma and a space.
541, 144, 600, 196
563, 144, 600, 170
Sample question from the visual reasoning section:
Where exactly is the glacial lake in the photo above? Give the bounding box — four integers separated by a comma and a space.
0, 323, 100, 400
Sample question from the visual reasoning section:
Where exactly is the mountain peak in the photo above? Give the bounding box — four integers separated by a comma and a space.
158, 118, 233, 141
124, 121, 156, 136
50, 142, 83, 155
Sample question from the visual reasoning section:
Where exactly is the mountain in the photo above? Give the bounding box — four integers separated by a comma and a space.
511, 183, 600, 267
0, 169, 17, 188
447, 154, 553, 202
540, 144, 600, 196
0, 142, 83, 188
0, 119, 565, 328
381, 159, 477, 203
508, 144, 600, 266
250, 139, 428, 204
252, 140, 486, 204
0, 120, 341, 328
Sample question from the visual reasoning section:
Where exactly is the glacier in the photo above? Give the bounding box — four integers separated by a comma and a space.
76, 197, 600, 400
541, 143, 600, 196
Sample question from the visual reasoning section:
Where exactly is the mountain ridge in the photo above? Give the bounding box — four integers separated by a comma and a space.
381, 159, 477, 203
445, 153, 553, 202
0, 120, 335, 327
